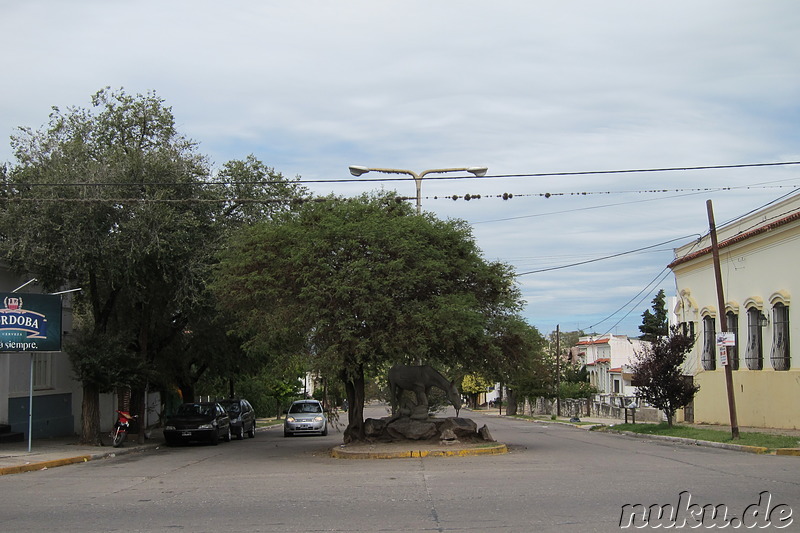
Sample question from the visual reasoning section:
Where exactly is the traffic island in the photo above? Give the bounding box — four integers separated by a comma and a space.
330, 441, 508, 459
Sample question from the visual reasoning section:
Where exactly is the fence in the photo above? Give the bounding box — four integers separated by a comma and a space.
523, 395, 664, 423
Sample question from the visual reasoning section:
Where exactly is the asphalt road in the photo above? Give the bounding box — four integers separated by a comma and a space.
0, 407, 797, 532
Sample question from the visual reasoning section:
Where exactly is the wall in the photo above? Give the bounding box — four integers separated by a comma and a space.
692, 370, 800, 430
8, 393, 73, 438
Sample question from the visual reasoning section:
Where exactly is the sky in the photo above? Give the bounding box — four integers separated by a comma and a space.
2, 1, 799, 338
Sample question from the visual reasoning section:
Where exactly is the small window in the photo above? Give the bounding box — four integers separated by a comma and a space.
725, 311, 739, 370
33, 353, 53, 389
745, 307, 763, 370
770, 303, 790, 371
701, 316, 716, 371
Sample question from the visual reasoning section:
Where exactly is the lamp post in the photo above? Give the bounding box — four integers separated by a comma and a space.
348, 165, 488, 214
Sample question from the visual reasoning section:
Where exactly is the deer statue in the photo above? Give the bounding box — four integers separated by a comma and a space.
388, 364, 462, 418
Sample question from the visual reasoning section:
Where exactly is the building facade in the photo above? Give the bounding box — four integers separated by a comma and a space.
669, 194, 800, 429
577, 334, 648, 398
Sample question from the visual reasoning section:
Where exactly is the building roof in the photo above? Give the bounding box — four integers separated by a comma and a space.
669, 210, 800, 269
576, 338, 610, 346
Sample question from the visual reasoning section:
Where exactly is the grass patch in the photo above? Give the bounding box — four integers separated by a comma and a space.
606, 423, 799, 450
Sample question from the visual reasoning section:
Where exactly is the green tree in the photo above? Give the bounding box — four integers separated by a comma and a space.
1, 88, 216, 443
1, 89, 307, 444
486, 316, 548, 416
639, 289, 669, 342
461, 373, 493, 409
631, 326, 698, 427
213, 192, 524, 442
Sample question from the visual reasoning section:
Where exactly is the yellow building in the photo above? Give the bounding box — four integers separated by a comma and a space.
669, 193, 799, 430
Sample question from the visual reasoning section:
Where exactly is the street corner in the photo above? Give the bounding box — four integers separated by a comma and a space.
329, 442, 508, 459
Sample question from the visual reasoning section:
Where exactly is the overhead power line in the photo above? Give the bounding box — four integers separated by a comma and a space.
5, 160, 800, 188
516, 235, 700, 276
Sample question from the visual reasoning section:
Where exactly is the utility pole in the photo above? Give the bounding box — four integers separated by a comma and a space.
706, 200, 740, 439
555, 325, 561, 417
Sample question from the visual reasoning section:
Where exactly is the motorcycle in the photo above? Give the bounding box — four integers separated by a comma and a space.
111, 410, 137, 447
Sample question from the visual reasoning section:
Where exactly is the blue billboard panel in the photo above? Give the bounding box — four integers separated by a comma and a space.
0, 292, 62, 352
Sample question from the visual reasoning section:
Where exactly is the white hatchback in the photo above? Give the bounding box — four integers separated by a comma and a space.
283, 400, 328, 437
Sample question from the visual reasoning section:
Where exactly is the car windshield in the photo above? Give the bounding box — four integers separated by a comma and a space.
289, 403, 322, 414
176, 404, 214, 417
221, 402, 240, 413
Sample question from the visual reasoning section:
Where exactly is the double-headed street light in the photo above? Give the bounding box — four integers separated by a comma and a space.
348, 165, 488, 214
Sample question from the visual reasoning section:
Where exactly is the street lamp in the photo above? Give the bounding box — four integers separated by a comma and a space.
348, 165, 488, 214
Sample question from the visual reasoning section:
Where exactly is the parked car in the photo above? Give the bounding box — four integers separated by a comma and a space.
219, 398, 256, 440
164, 402, 231, 446
284, 399, 327, 437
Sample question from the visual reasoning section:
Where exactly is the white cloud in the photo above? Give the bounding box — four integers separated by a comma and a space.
2, 0, 799, 336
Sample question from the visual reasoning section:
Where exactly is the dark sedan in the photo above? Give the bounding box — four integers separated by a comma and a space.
164, 402, 232, 446
219, 398, 256, 440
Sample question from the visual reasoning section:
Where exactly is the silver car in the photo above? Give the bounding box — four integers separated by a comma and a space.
284, 400, 328, 437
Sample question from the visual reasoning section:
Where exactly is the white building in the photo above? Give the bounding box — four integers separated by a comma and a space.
577, 334, 649, 398
669, 193, 800, 429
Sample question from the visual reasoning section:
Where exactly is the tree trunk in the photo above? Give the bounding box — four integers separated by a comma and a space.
79, 383, 101, 445
179, 384, 195, 403
506, 388, 518, 416
343, 365, 365, 443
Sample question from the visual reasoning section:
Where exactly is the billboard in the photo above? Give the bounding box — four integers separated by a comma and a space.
0, 292, 62, 352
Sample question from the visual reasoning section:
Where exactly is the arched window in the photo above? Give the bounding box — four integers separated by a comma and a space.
725, 310, 739, 370
771, 303, 790, 371
745, 307, 763, 370
701, 315, 716, 371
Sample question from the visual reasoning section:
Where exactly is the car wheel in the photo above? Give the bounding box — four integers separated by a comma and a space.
211, 432, 219, 445
224, 427, 232, 442
283, 430, 291, 438
248, 422, 256, 438
321, 425, 328, 436
237, 425, 245, 440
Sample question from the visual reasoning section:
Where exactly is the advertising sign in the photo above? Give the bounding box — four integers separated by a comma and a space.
716, 332, 735, 367
0, 292, 62, 352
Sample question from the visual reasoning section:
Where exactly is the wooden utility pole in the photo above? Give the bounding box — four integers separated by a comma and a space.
706, 200, 740, 439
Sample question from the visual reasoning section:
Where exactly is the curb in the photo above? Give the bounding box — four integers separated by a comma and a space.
776, 448, 800, 456
0, 454, 93, 476
528, 418, 797, 456
0, 442, 160, 476
330, 443, 508, 459
609, 431, 770, 454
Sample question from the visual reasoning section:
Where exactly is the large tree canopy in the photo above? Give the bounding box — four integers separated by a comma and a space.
1, 88, 215, 442
213, 192, 527, 441
0, 88, 305, 443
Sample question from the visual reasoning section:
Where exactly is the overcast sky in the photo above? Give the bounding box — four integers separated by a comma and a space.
3, 1, 799, 337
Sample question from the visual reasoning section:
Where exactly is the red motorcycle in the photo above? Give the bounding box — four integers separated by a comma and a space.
111, 410, 137, 447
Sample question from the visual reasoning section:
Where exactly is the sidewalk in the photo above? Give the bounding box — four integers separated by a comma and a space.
0, 430, 163, 476
504, 413, 800, 455
476, 408, 800, 438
